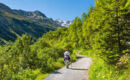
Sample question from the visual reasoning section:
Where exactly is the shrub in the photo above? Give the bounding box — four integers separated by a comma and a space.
11, 69, 37, 80
116, 54, 129, 69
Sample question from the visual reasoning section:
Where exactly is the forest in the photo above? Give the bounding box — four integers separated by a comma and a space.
0, 0, 130, 80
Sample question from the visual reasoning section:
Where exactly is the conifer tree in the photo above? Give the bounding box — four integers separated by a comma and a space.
68, 17, 82, 48
92, 0, 129, 64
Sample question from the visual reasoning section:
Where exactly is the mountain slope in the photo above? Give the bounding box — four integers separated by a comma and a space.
0, 3, 13, 13
13, 10, 58, 27
0, 3, 59, 44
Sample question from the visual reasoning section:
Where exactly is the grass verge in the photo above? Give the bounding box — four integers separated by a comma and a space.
77, 49, 130, 80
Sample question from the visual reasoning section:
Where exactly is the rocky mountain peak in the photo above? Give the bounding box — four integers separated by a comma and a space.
34, 10, 46, 17
55, 19, 72, 27
0, 3, 12, 12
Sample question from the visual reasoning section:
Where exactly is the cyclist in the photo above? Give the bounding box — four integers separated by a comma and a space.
64, 48, 70, 68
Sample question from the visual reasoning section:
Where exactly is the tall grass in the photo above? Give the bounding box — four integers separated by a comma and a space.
78, 49, 130, 80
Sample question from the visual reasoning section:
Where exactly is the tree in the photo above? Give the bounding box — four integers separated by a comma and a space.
81, 12, 87, 22
68, 17, 82, 48
92, 0, 130, 64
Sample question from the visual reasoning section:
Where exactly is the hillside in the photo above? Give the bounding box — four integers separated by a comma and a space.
0, 3, 60, 44
13, 10, 58, 27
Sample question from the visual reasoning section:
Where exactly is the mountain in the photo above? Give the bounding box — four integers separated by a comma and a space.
13, 10, 58, 27
55, 19, 72, 27
0, 3, 60, 44
0, 3, 13, 13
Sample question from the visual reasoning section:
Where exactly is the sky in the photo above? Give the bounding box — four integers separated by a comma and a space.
0, 0, 95, 21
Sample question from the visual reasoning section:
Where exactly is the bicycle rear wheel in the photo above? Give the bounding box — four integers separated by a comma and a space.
65, 60, 69, 69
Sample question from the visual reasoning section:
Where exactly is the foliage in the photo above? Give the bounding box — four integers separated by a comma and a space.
0, 0, 130, 80
88, 57, 130, 80
0, 27, 77, 79
116, 53, 129, 69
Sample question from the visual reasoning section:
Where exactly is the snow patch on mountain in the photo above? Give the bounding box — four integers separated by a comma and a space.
55, 19, 72, 27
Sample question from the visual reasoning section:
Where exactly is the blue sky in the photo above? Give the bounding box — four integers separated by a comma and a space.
0, 0, 95, 21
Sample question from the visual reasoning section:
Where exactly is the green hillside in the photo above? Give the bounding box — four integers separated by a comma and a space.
0, 3, 59, 44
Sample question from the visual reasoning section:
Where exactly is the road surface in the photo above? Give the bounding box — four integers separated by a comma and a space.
45, 56, 92, 80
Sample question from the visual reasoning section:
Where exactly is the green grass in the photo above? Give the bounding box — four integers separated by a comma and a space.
11, 69, 49, 80
36, 73, 49, 80
78, 49, 130, 80
89, 57, 130, 80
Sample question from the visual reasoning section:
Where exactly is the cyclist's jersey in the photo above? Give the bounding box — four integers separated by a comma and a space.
64, 51, 70, 57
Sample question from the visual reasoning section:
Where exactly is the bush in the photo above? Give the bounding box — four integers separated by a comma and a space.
57, 58, 64, 64
54, 61, 64, 69
11, 69, 37, 80
89, 57, 130, 80
70, 53, 77, 62
116, 54, 129, 69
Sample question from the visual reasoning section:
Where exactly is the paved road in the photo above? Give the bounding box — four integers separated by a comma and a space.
45, 56, 92, 80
